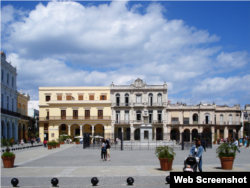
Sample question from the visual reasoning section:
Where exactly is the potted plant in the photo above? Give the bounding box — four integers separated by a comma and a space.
1, 138, 15, 168
56, 141, 60, 147
75, 138, 80, 144
216, 143, 237, 170
247, 140, 250, 148
155, 146, 176, 171
51, 140, 57, 148
47, 141, 53, 149
213, 134, 217, 144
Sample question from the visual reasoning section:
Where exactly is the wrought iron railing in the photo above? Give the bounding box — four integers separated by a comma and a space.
39, 116, 111, 120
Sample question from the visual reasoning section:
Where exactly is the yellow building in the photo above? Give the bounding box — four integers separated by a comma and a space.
17, 90, 30, 141
39, 87, 111, 142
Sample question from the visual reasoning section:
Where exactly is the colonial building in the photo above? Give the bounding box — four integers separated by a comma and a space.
110, 78, 168, 141
1, 51, 19, 141
17, 90, 31, 141
39, 87, 111, 142
243, 104, 250, 136
110, 78, 242, 142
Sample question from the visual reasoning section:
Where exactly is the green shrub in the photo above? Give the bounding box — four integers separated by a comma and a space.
2, 152, 15, 157
155, 146, 176, 160
216, 143, 237, 158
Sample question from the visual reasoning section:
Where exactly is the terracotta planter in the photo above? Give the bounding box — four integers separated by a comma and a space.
75, 142, 80, 145
158, 158, 174, 171
57, 144, 60, 148
219, 157, 235, 170
213, 142, 216, 144
2, 156, 15, 168
52, 145, 56, 148
247, 143, 249, 147
48, 145, 52, 149
60, 142, 64, 145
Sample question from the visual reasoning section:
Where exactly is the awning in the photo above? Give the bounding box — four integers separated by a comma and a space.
184, 112, 189, 118
171, 112, 179, 118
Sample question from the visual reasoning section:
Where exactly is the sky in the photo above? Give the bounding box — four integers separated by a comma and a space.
1, 0, 250, 108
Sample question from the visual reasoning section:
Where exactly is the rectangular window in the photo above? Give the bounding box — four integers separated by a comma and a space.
136, 95, 141, 103
98, 110, 103, 119
100, 95, 106, 100
116, 111, 120, 123
61, 110, 66, 119
44, 123, 48, 130
46, 111, 49, 119
1, 69, 3, 81
73, 110, 78, 119
57, 95, 62, 100
89, 95, 94, 100
85, 110, 90, 119
7, 73, 9, 84
7, 96, 9, 110
1, 94, 3, 108
144, 131, 149, 139
66, 95, 71, 100
78, 95, 83, 100
12, 77, 14, 87
46, 96, 50, 101
149, 111, 153, 123
51, 133, 54, 138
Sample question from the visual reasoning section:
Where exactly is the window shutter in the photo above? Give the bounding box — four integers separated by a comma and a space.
104, 95, 107, 100
100, 95, 102, 100
57, 95, 62, 100
46, 96, 50, 101
89, 95, 94, 100
66, 96, 71, 100
78, 95, 83, 100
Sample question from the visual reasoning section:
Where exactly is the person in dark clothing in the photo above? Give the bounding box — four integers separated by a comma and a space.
101, 139, 106, 161
105, 138, 111, 161
201, 140, 206, 152
31, 138, 34, 146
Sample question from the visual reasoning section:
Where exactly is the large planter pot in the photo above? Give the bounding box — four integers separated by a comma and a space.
247, 143, 249, 147
57, 144, 60, 148
75, 142, 80, 145
2, 156, 15, 168
60, 142, 64, 145
52, 145, 56, 148
48, 145, 52, 150
158, 158, 174, 171
213, 141, 216, 144
219, 157, 235, 170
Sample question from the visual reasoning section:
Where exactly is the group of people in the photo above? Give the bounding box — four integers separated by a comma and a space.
101, 138, 111, 161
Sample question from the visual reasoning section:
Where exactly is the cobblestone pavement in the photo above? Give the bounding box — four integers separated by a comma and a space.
1, 144, 250, 187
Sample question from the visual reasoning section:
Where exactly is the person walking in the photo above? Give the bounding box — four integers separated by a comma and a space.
244, 138, 248, 149
101, 139, 107, 161
21, 139, 24, 146
189, 140, 203, 172
201, 139, 206, 152
105, 138, 111, 161
43, 139, 47, 147
17, 139, 20, 146
233, 139, 240, 153
31, 138, 34, 146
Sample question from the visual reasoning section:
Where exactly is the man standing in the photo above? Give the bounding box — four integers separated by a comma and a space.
31, 138, 34, 146
201, 139, 206, 152
233, 139, 240, 153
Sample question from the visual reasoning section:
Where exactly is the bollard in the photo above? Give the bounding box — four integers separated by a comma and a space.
51, 178, 59, 187
127, 177, 134, 186
166, 175, 170, 184
91, 177, 99, 186
11, 178, 19, 187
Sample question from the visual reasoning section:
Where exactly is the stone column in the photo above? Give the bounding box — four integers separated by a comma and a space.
80, 126, 83, 136
190, 111, 192, 124
68, 125, 71, 137
179, 127, 182, 143
217, 129, 220, 139
163, 124, 167, 140
224, 126, 228, 139
154, 126, 156, 140
130, 123, 134, 141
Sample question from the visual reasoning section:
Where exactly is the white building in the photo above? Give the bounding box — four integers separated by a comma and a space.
1, 51, 19, 140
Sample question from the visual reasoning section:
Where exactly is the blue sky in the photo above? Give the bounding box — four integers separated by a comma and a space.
1, 1, 250, 107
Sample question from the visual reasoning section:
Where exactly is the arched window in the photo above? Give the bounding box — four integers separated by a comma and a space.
220, 115, 224, 125
125, 93, 129, 106
116, 93, 120, 106
229, 114, 232, 125
157, 93, 162, 105
148, 93, 153, 106
204, 113, 210, 124
136, 111, 141, 121
236, 114, 239, 124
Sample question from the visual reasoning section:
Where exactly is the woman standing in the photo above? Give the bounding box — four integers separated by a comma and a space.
21, 139, 24, 146
101, 139, 107, 161
189, 140, 203, 172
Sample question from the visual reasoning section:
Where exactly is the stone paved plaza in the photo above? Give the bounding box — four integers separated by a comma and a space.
1, 144, 250, 187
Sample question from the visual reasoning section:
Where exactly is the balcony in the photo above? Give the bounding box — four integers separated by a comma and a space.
1, 108, 21, 118
147, 103, 165, 107
183, 121, 189, 125
152, 120, 163, 124
133, 103, 144, 107
133, 120, 143, 124
112, 103, 130, 107
39, 116, 111, 121
171, 121, 180, 124
193, 121, 198, 124
203, 121, 213, 125
227, 121, 241, 125
114, 120, 130, 124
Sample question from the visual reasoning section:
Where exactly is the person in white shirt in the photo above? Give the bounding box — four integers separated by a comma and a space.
233, 139, 240, 153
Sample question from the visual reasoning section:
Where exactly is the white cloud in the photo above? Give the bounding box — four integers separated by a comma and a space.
1, 1, 249, 105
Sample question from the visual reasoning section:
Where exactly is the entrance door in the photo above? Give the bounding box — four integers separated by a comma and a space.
156, 128, 162, 140
206, 116, 209, 124
44, 133, 49, 141
126, 128, 130, 140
